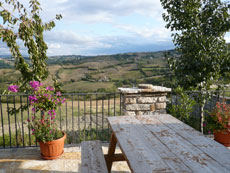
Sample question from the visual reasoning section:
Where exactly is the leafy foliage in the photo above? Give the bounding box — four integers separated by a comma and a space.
161, 0, 230, 90
0, 0, 62, 88
168, 87, 196, 124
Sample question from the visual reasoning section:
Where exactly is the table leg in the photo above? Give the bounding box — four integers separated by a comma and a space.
105, 132, 117, 172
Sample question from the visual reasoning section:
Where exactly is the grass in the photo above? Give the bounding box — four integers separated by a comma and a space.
63, 81, 116, 92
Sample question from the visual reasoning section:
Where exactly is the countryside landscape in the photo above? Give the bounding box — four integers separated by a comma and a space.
0, 50, 176, 93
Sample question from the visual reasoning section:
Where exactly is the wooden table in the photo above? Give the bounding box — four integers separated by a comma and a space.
105, 114, 230, 173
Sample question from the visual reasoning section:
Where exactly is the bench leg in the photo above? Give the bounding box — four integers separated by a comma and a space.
105, 133, 117, 172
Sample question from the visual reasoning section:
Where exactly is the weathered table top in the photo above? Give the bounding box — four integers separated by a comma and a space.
107, 114, 230, 173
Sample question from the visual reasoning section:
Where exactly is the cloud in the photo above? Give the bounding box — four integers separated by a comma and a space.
44, 30, 113, 55
1, 0, 174, 56
39, 0, 164, 23
115, 24, 171, 41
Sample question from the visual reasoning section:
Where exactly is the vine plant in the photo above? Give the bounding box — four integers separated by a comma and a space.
0, 0, 62, 91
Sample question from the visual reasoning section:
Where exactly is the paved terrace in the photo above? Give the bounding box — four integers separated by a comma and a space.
1, 139, 230, 172
0, 144, 130, 173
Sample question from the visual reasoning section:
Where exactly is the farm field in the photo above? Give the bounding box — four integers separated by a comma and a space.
0, 51, 174, 93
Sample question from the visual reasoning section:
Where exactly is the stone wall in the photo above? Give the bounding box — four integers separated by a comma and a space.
119, 84, 171, 116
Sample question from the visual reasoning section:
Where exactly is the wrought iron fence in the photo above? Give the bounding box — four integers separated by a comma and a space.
0, 93, 122, 149
169, 90, 230, 134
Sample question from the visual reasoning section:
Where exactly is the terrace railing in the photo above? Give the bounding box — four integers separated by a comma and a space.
0, 93, 122, 149
170, 90, 230, 134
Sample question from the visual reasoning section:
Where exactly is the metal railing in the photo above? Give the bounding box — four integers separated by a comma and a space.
0, 93, 123, 149
169, 90, 230, 134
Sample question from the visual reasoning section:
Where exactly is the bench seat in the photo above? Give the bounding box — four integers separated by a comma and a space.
81, 140, 108, 173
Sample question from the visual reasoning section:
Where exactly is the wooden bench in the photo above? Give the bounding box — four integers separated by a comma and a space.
81, 140, 108, 173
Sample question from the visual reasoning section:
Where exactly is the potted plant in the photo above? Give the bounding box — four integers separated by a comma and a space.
8, 81, 66, 159
207, 101, 230, 147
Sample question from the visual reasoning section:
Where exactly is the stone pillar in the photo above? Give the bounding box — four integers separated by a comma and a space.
118, 84, 171, 116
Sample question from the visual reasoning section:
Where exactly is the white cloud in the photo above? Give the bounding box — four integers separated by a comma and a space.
39, 0, 163, 23
115, 24, 171, 41
1, 0, 174, 56
45, 30, 113, 55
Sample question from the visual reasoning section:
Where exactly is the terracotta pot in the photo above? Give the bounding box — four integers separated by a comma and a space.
214, 131, 230, 147
39, 132, 66, 160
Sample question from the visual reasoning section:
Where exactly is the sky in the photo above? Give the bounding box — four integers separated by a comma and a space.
0, 0, 229, 56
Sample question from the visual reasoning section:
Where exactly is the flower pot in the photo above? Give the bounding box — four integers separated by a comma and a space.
39, 132, 66, 160
214, 131, 230, 147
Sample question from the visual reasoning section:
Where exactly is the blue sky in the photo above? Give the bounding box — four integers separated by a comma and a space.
1, 0, 229, 56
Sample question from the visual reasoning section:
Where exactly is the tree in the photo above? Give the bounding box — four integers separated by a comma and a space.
161, 0, 230, 91
0, 0, 62, 88
160, 0, 230, 133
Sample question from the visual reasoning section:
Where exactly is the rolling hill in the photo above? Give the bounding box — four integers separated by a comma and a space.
0, 50, 176, 93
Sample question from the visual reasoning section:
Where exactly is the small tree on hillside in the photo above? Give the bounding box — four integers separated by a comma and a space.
160, 0, 230, 133
0, 0, 62, 89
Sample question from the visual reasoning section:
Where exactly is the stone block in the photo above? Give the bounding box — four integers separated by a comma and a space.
125, 97, 136, 104
142, 111, 154, 115
125, 111, 136, 116
158, 96, 166, 102
137, 97, 157, 103
155, 103, 166, 109
126, 104, 151, 111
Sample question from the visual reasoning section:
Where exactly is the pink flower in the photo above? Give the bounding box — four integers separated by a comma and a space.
29, 81, 42, 90
61, 98, 66, 104
8, 85, 19, 93
48, 110, 52, 116
51, 116, 55, 120
43, 94, 49, 97
56, 91, 61, 96
46, 86, 54, 91
29, 95, 38, 103
32, 107, 35, 113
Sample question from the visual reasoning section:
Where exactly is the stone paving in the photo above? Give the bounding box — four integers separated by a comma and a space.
0, 142, 229, 173
0, 143, 130, 173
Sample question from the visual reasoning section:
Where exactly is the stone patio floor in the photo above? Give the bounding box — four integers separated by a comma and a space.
0, 143, 130, 173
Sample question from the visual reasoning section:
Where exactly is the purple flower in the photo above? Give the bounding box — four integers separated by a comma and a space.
61, 98, 66, 104
49, 130, 52, 134
32, 107, 35, 113
29, 95, 38, 103
8, 85, 19, 93
48, 110, 52, 116
29, 81, 42, 90
52, 109, 56, 116
32, 129, 35, 132
46, 86, 54, 91
43, 94, 49, 98
51, 116, 55, 120
56, 91, 61, 96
